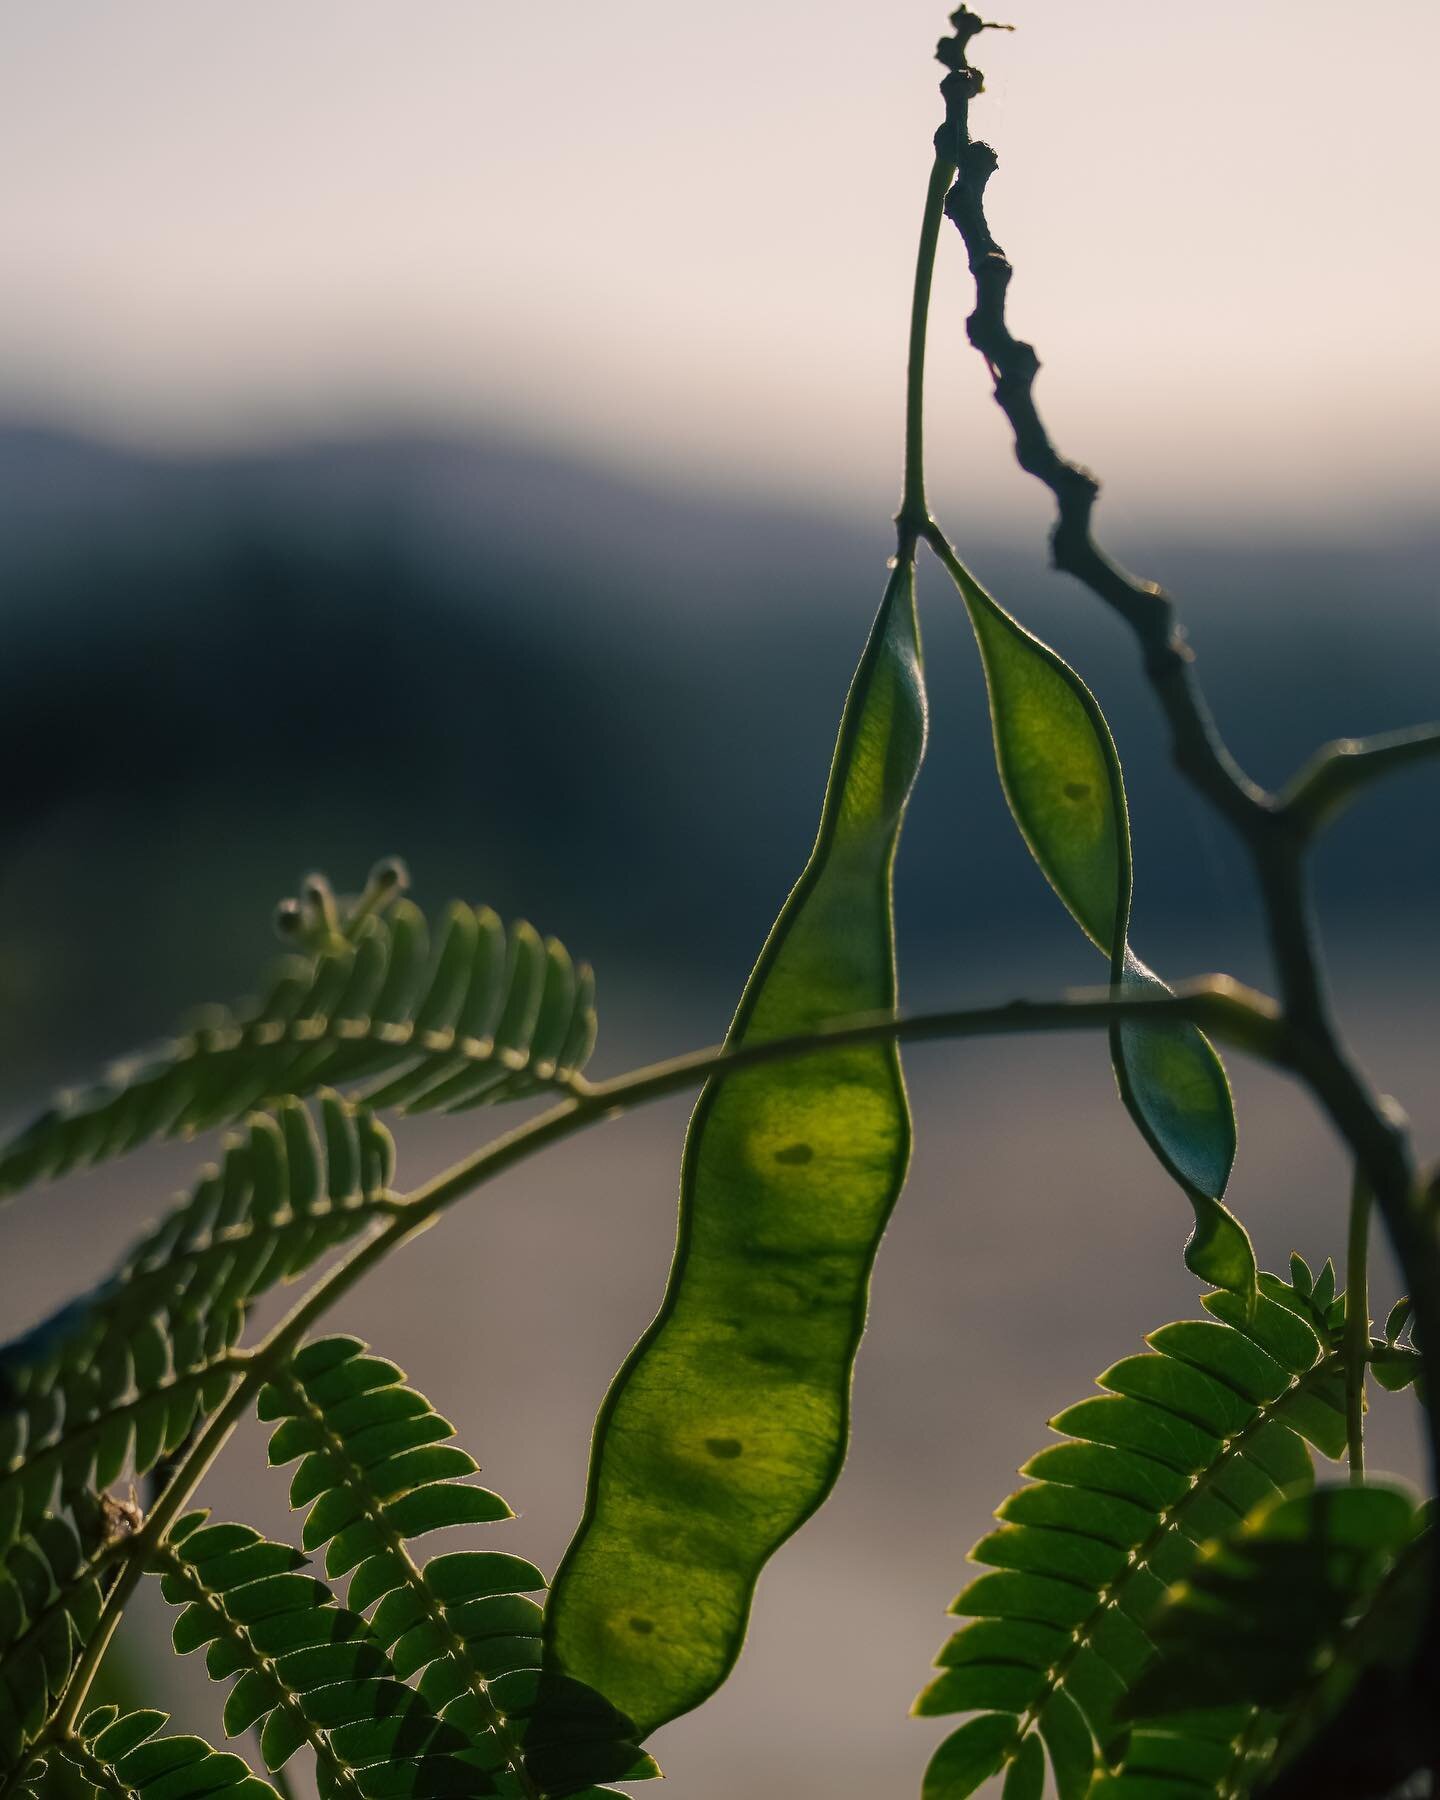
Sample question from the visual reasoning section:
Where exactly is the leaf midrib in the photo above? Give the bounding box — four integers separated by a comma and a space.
274, 1367, 539, 1800
2, 1358, 249, 1496
1002, 1351, 1343, 1773
157, 1541, 365, 1800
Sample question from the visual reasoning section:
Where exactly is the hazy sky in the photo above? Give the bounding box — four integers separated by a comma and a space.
3, 1, 1437, 533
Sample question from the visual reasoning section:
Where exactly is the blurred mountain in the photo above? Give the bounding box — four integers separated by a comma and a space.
1, 423, 1436, 1102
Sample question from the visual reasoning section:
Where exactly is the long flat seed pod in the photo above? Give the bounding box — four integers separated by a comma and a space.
937, 546, 1249, 1299
544, 558, 928, 1736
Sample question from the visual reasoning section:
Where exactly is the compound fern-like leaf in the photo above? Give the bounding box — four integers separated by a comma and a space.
57, 1706, 280, 1800
914, 1271, 1353, 1799
159, 1511, 477, 1799
260, 1336, 657, 1797
0, 1097, 393, 1553
0, 1499, 118, 1780
0, 895, 596, 1199
1106, 1483, 1420, 1796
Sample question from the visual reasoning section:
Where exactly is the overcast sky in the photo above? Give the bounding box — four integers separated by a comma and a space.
2, 1, 1436, 536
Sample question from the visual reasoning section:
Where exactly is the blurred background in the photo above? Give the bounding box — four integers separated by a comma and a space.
1, 1, 1436, 1793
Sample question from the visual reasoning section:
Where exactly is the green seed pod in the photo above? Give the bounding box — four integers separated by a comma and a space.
545, 559, 928, 1735
940, 547, 1249, 1300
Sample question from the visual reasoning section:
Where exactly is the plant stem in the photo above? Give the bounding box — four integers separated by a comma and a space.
406, 980, 1284, 1224
1346, 1166, 1373, 1484
899, 152, 955, 535
47, 1364, 257, 1742
1280, 723, 1440, 838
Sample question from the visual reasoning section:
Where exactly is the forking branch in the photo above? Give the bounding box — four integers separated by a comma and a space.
926, 4, 1440, 1772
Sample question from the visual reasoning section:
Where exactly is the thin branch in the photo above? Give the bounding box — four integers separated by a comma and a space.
899, 150, 957, 534
401, 975, 1288, 1222
925, 0, 1427, 1238
931, 11, 1346, 1047
1280, 723, 1440, 836
932, 6, 1440, 1765
1345, 1166, 1373, 1484
585, 980, 1279, 1093
933, 11, 1269, 840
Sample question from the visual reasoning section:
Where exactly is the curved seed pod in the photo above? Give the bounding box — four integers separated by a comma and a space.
941, 551, 1248, 1298
544, 560, 928, 1735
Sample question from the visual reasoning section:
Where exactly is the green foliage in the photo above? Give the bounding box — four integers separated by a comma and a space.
1249, 1518, 1434, 1798
913, 1272, 1362, 1798
1374, 1292, 1422, 1393
1122, 1481, 1417, 1709
160, 1509, 484, 1798
259, 1336, 656, 1796
1, 11, 1438, 1800
544, 561, 927, 1734
0, 1097, 393, 1557
939, 552, 1248, 1297
0, 895, 595, 1199
57, 1707, 278, 1800
259, 1335, 515, 1556
1109, 1485, 1423, 1793
0, 1503, 115, 1779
